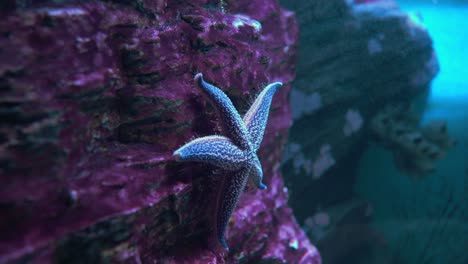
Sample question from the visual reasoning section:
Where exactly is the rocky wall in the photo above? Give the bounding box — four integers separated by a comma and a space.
0, 1, 320, 263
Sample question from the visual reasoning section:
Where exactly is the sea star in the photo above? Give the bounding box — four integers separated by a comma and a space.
173, 73, 282, 249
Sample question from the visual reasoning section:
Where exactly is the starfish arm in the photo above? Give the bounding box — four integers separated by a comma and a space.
173, 135, 247, 170
195, 73, 250, 149
243, 81, 282, 151
248, 155, 267, 190
216, 168, 250, 249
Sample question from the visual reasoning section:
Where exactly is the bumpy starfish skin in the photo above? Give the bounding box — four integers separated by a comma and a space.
173, 73, 282, 249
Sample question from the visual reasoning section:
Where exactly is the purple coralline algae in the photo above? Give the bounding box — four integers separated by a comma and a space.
0, 0, 320, 263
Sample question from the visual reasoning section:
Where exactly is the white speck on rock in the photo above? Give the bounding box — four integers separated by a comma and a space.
289, 239, 299, 250
290, 89, 322, 120
232, 14, 262, 32
44, 7, 86, 16
343, 109, 363, 136
312, 144, 335, 179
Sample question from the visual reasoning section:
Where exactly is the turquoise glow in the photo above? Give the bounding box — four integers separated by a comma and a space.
401, 3, 468, 104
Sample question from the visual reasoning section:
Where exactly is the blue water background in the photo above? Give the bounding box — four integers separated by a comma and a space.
355, 2, 468, 263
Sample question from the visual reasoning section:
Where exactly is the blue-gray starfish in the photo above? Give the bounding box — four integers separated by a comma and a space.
173, 73, 282, 249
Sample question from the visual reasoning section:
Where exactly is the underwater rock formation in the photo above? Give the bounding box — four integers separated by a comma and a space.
0, 1, 320, 263
278, 0, 442, 263
370, 104, 456, 177
279, 0, 439, 219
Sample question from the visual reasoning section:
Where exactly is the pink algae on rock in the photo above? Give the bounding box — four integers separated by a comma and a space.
0, 0, 320, 263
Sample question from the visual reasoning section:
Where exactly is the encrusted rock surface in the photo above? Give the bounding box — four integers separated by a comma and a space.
279, 0, 439, 262
280, 0, 438, 219
0, 1, 320, 263
370, 103, 456, 177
